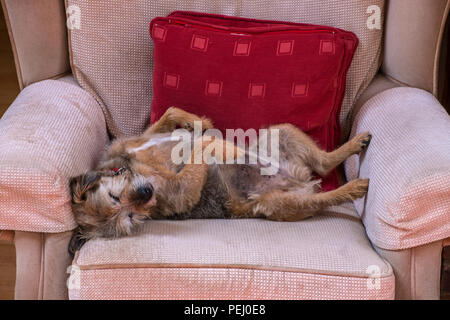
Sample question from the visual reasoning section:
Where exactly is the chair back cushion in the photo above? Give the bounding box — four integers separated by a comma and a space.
66, 0, 385, 137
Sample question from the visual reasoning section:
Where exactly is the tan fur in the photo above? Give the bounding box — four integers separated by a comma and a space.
69, 107, 371, 253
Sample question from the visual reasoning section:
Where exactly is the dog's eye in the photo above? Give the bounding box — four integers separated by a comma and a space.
108, 192, 120, 203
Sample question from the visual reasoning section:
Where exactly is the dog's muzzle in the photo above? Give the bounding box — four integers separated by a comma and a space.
135, 185, 153, 203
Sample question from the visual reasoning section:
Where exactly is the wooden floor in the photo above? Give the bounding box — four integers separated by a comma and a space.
0, 5, 19, 300
0, 240, 15, 300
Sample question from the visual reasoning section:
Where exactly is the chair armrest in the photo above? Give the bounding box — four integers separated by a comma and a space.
0, 80, 108, 233
345, 87, 450, 250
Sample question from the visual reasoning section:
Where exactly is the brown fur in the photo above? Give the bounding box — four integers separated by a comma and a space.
69, 107, 371, 254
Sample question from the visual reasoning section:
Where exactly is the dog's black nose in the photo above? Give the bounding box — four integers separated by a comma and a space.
136, 186, 153, 202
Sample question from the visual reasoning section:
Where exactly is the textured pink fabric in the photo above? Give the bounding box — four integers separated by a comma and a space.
0, 80, 108, 232
70, 208, 395, 300
66, 0, 385, 137
345, 87, 450, 250
71, 267, 395, 300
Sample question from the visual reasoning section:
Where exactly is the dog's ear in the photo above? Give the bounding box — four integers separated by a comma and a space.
69, 172, 101, 204
68, 226, 88, 257
101, 139, 133, 165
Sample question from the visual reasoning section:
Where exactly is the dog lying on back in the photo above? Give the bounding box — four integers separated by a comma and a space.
69, 107, 371, 254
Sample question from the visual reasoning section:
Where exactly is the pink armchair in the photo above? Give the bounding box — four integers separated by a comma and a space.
0, 0, 449, 299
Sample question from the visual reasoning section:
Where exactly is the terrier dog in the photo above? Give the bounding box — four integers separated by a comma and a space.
69, 107, 371, 254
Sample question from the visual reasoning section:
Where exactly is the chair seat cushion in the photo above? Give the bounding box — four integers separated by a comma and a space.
70, 204, 395, 300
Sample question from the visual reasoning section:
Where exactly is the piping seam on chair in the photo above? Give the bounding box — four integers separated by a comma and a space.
433, 0, 450, 96
382, 73, 411, 89
410, 246, 416, 300
27, 71, 73, 88
50, 71, 72, 81
72, 262, 395, 280
38, 233, 45, 300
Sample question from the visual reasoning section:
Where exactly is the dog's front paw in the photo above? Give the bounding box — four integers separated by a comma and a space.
200, 117, 214, 131
183, 122, 194, 131
350, 131, 372, 153
345, 178, 369, 200
182, 117, 213, 132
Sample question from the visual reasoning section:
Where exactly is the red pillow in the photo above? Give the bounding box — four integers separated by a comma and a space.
150, 11, 358, 191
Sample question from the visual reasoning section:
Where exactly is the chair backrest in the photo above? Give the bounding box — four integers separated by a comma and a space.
65, 0, 385, 137
3, 1, 448, 137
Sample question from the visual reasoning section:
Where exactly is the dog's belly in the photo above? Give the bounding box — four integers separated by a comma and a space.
219, 162, 317, 198
160, 161, 318, 220
165, 165, 232, 220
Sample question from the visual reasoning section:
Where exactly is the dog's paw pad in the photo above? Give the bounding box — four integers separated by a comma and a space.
352, 132, 372, 152
347, 178, 369, 199
201, 118, 214, 131
361, 134, 372, 148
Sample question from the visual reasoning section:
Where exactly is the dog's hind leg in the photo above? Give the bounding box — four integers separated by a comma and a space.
144, 107, 213, 135
269, 123, 371, 177
231, 178, 369, 221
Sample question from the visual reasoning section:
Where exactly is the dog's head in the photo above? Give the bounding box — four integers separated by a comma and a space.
69, 166, 157, 245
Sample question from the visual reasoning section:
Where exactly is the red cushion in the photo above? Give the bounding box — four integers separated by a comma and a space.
150, 11, 358, 191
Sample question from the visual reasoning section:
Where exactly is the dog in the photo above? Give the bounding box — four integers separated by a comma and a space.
69, 107, 371, 255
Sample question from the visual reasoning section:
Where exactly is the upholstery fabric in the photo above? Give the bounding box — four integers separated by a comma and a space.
0, 80, 108, 233
71, 267, 394, 300
70, 205, 395, 300
150, 11, 359, 191
343, 73, 400, 139
66, 0, 385, 138
14, 231, 73, 300
374, 240, 443, 300
1, 0, 70, 89
345, 87, 450, 250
